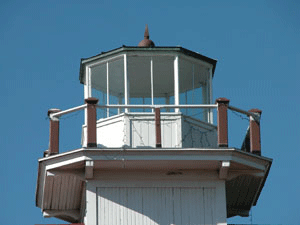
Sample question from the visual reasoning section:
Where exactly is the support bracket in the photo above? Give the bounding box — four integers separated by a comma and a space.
85, 160, 94, 180
219, 161, 230, 179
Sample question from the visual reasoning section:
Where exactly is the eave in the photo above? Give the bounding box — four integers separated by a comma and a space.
36, 147, 272, 221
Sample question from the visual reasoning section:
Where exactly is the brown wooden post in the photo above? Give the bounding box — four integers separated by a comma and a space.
249, 108, 262, 156
216, 98, 230, 147
155, 107, 162, 148
85, 97, 99, 147
48, 108, 61, 155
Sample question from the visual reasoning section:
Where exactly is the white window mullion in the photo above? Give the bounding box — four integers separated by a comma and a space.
106, 62, 109, 117
124, 54, 129, 113
87, 67, 92, 98
185, 91, 188, 115
174, 56, 180, 113
84, 66, 92, 125
209, 67, 213, 123
150, 57, 154, 112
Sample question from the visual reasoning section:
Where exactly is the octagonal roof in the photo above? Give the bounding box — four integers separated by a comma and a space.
79, 46, 217, 84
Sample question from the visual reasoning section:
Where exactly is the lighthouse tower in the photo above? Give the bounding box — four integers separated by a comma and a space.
36, 26, 272, 225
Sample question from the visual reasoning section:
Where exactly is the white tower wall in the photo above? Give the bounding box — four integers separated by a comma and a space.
84, 172, 227, 225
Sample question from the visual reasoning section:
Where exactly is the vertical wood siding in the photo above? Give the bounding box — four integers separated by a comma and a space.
43, 175, 83, 211
81, 113, 217, 148
97, 187, 215, 225
130, 115, 179, 148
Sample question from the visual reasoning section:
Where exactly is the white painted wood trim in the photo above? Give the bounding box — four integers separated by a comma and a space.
209, 67, 214, 123
43, 209, 80, 221
45, 156, 88, 170
93, 179, 220, 188
106, 62, 110, 117
96, 104, 217, 109
150, 57, 154, 112
84, 65, 91, 125
124, 54, 129, 113
50, 104, 86, 119
174, 55, 180, 113
176, 115, 183, 147
86, 54, 124, 68
80, 183, 86, 222
37, 163, 46, 208
39, 147, 271, 166
215, 181, 227, 225
87, 67, 92, 98
85, 160, 94, 180
46, 170, 85, 181
219, 161, 230, 179
85, 181, 97, 225
69, 152, 232, 163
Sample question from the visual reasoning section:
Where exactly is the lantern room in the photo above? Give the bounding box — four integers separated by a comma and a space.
80, 46, 215, 120
79, 46, 218, 148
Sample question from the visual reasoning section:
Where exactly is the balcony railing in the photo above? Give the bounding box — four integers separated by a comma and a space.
45, 97, 262, 157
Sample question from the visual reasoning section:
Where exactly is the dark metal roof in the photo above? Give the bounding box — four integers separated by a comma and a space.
79, 46, 217, 84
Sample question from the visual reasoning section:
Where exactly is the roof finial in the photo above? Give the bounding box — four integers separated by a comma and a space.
138, 24, 155, 47
144, 24, 149, 39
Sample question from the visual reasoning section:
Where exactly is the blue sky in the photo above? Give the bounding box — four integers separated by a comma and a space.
1, 0, 299, 224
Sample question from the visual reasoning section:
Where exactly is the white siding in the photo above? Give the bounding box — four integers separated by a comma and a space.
82, 115, 125, 148
97, 118, 125, 148
130, 114, 180, 148
97, 187, 215, 225
131, 120, 155, 148
81, 113, 217, 148
181, 116, 217, 148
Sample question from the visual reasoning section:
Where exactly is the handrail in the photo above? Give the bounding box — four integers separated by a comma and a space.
96, 104, 218, 109
50, 104, 87, 119
46, 97, 262, 157
48, 103, 260, 121
228, 105, 260, 121
50, 103, 218, 119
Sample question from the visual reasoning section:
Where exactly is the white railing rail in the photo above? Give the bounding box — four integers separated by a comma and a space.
49, 104, 218, 120
50, 104, 87, 120
96, 104, 218, 109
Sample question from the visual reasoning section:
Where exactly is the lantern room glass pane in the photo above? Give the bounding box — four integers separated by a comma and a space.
127, 56, 152, 112
153, 56, 174, 112
108, 58, 125, 116
91, 63, 107, 119
179, 58, 211, 122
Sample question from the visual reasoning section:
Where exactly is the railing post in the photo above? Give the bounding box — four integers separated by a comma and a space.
155, 107, 162, 148
85, 97, 99, 147
47, 108, 61, 155
216, 98, 230, 147
248, 108, 262, 156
